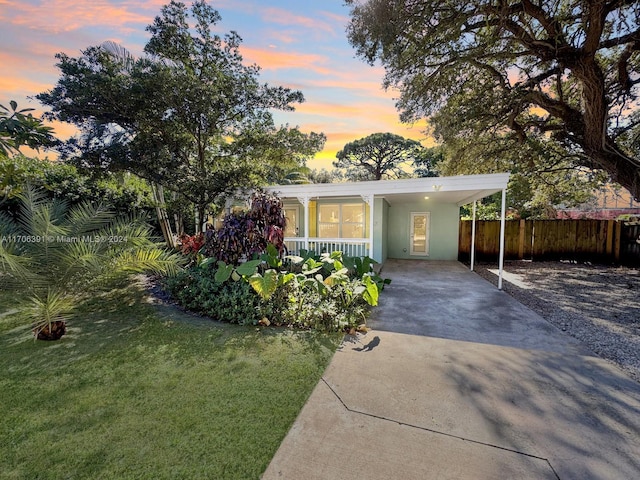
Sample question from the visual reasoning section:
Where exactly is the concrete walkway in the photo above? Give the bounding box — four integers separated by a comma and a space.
262, 260, 640, 480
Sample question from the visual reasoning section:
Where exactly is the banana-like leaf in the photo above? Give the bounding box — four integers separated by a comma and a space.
248, 270, 278, 300
362, 275, 379, 306
214, 261, 234, 283
236, 259, 261, 276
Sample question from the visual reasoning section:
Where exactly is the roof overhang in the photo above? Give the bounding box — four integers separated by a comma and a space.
266, 173, 510, 207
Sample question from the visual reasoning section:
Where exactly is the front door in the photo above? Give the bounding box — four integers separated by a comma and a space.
410, 212, 429, 256
284, 206, 300, 237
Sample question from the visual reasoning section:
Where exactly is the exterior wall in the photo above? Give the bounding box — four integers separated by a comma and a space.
387, 201, 460, 260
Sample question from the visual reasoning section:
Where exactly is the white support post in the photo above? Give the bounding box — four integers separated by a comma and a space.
361, 194, 374, 258
498, 189, 506, 290
298, 196, 310, 252
470, 200, 477, 272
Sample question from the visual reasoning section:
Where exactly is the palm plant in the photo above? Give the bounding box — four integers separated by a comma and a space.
0, 187, 183, 339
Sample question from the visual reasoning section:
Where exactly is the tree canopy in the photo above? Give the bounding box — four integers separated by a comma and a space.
346, 0, 640, 200
0, 101, 56, 157
38, 1, 324, 230
333, 132, 422, 180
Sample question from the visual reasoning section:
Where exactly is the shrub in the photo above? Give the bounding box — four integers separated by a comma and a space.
204, 190, 285, 264
165, 249, 389, 332
165, 265, 263, 325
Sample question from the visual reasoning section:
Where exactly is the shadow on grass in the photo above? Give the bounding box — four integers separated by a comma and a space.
0, 280, 341, 480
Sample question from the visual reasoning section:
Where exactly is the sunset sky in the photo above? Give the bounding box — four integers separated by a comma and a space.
0, 0, 431, 170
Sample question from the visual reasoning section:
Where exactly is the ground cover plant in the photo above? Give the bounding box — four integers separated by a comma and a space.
165, 246, 388, 332
0, 285, 338, 479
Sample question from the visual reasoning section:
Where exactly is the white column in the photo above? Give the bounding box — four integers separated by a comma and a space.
470, 200, 477, 272
298, 196, 310, 251
498, 189, 506, 290
362, 194, 374, 258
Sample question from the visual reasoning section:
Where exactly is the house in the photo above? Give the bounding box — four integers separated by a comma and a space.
266, 173, 510, 286
556, 183, 640, 220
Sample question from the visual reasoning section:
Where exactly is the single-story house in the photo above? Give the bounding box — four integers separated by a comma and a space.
266, 172, 510, 288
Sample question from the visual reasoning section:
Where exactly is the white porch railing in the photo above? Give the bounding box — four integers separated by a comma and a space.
284, 237, 370, 258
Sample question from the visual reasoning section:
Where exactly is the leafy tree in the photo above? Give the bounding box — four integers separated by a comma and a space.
346, 0, 640, 199
437, 129, 608, 218
412, 146, 443, 178
0, 101, 56, 157
307, 168, 342, 184
0, 187, 182, 340
38, 1, 323, 233
333, 132, 422, 180
0, 154, 155, 220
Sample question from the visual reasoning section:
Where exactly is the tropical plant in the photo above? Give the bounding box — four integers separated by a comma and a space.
0, 187, 183, 339
205, 190, 286, 264
0, 100, 56, 157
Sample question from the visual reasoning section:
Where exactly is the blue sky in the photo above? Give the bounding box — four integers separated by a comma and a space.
0, 0, 430, 169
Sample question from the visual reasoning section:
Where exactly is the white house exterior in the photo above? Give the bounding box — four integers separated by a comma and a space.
266, 173, 510, 287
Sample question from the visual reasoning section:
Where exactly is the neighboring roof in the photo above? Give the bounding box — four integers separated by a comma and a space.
266, 173, 510, 207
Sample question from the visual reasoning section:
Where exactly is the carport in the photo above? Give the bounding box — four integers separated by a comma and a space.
268, 172, 510, 289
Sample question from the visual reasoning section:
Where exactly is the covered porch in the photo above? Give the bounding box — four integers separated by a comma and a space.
267, 173, 510, 287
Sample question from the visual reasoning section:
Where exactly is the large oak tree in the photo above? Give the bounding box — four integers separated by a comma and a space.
38, 1, 324, 232
346, 0, 640, 200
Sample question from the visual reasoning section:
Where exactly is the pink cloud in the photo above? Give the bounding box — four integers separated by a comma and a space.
240, 46, 332, 75
259, 7, 337, 36
1, 0, 154, 34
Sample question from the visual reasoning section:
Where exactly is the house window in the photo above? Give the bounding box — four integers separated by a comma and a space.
318, 203, 365, 238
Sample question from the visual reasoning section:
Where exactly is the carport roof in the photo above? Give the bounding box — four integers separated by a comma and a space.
267, 173, 510, 207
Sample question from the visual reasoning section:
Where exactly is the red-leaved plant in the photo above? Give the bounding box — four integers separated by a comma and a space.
178, 232, 205, 256
204, 190, 286, 265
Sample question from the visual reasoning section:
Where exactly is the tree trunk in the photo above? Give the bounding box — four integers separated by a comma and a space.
571, 58, 640, 201
172, 191, 184, 236
151, 182, 175, 248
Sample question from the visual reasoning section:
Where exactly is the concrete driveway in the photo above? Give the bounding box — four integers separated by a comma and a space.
262, 260, 640, 480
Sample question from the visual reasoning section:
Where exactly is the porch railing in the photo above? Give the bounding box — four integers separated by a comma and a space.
284, 237, 370, 258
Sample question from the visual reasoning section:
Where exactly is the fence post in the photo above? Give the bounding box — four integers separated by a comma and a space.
518, 219, 525, 260
614, 221, 622, 262
606, 219, 614, 260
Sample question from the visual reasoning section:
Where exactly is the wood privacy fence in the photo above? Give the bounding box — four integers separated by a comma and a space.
459, 219, 640, 265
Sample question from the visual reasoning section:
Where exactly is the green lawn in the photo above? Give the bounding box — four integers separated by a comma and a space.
0, 283, 339, 479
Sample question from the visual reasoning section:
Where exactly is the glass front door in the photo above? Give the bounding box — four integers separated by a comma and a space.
410, 212, 429, 256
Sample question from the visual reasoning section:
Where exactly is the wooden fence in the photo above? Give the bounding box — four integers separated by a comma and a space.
459, 219, 640, 265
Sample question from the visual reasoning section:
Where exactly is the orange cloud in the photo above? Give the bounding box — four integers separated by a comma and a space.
240, 46, 331, 75
1, 0, 154, 34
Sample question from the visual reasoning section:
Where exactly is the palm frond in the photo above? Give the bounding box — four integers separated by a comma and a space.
66, 201, 116, 237
21, 289, 75, 338
115, 247, 185, 277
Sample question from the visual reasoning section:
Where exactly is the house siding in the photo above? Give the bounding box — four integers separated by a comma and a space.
387, 201, 460, 260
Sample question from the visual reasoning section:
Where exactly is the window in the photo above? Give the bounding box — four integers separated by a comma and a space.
317, 203, 365, 238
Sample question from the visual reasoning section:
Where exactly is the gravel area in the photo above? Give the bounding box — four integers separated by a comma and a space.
473, 260, 640, 383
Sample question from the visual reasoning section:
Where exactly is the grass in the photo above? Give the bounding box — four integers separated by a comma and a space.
0, 283, 340, 479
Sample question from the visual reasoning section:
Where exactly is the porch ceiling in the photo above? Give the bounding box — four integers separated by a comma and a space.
267, 173, 509, 207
